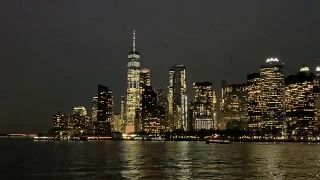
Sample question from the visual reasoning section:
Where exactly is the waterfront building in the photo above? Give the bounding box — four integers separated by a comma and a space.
112, 113, 122, 132
285, 67, 316, 138
53, 112, 69, 129
260, 58, 285, 134
168, 64, 187, 130
246, 73, 262, 130
220, 80, 247, 129
92, 85, 113, 134
188, 100, 195, 131
120, 96, 126, 133
155, 87, 169, 130
126, 30, 141, 133
142, 86, 165, 135
193, 82, 215, 130
72, 106, 90, 129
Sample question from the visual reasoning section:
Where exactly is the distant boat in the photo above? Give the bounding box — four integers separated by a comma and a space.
205, 135, 231, 144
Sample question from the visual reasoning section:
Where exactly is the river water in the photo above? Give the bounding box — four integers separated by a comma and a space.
1, 139, 320, 179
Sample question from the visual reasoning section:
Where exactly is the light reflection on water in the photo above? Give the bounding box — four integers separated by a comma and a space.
1, 140, 320, 179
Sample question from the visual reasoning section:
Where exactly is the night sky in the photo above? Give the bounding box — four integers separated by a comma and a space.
0, 1, 319, 133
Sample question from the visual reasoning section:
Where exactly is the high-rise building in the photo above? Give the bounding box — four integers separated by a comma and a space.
72, 106, 90, 129
155, 87, 167, 108
246, 73, 262, 130
140, 68, 151, 94
112, 113, 122, 132
120, 96, 126, 133
141, 86, 156, 132
220, 80, 247, 129
212, 91, 217, 130
126, 30, 141, 134
168, 64, 187, 130
140, 86, 166, 135
155, 87, 169, 131
193, 82, 215, 130
314, 66, 320, 130
91, 96, 98, 122
53, 113, 70, 129
260, 58, 285, 133
92, 84, 113, 134
188, 100, 195, 131
285, 67, 316, 138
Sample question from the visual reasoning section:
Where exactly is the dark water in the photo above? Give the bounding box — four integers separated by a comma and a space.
1, 140, 320, 179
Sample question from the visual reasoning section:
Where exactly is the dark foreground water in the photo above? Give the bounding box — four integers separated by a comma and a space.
1, 140, 320, 179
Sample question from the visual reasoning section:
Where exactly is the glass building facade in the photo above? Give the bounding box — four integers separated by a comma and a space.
260, 58, 285, 133
126, 30, 141, 133
192, 82, 215, 130
168, 64, 187, 130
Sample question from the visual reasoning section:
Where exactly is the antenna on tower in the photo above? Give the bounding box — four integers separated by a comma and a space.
133, 29, 136, 52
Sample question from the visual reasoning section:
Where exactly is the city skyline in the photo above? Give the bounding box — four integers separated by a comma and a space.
1, 1, 320, 133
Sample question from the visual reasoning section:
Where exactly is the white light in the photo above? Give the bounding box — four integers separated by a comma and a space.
300, 67, 310, 72
316, 66, 320, 72
266, 58, 279, 63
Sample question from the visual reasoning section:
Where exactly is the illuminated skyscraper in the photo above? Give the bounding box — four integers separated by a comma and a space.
112, 113, 122, 132
72, 106, 90, 129
91, 96, 98, 122
126, 30, 141, 133
120, 96, 126, 133
140, 68, 151, 94
260, 58, 285, 133
141, 86, 166, 135
92, 85, 113, 134
246, 73, 262, 130
220, 80, 247, 129
285, 67, 316, 138
168, 64, 187, 130
53, 113, 65, 128
193, 82, 215, 130
314, 66, 320, 128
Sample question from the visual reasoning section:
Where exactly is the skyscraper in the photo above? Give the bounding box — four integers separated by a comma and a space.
72, 106, 90, 129
193, 82, 215, 130
155, 87, 169, 131
120, 96, 126, 133
246, 73, 262, 130
92, 84, 113, 134
168, 64, 187, 130
260, 58, 285, 133
140, 68, 151, 94
126, 30, 141, 133
220, 80, 247, 129
285, 67, 316, 138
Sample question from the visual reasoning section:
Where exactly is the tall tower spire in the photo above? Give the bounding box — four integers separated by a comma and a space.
133, 29, 136, 52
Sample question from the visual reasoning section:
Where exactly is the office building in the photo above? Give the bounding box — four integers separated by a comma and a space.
168, 64, 187, 130
142, 86, 165, 135
246, 73, 262, 130
260, 58, 285, 133
126, 30, 141, 133
193, 82, 215, 130
92, 84, 113, 134
220, 80, 247, 129
285, 67, 316, 138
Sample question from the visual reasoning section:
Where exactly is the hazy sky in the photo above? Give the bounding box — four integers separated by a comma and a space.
0, 0, 319, 133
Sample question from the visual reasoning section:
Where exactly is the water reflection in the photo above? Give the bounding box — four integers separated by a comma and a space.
3, 140, 320, 179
